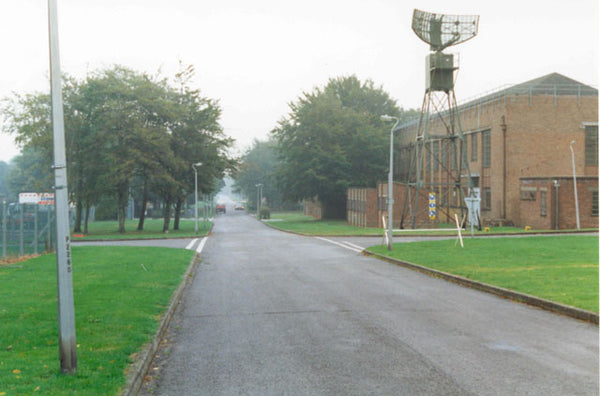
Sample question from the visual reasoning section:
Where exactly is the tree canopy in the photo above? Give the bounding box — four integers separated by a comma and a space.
2, 65, 235, 233
271, 75, 416, 218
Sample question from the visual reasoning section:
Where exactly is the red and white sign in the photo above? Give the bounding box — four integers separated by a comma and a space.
39, 193, 55, 205
18, 192, 55, 205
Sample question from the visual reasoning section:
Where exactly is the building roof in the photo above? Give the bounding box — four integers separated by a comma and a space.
397, 73, 598, 131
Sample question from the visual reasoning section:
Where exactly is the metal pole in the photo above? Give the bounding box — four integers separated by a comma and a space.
34, 204, 38, 255
194, 167, 198, 233
2, 199, 6, 259
255, 184, 262, 218
570, 141, 581, 230
382, 116, 399, 250
48, 0, 77, 374
19, 204, 24, 256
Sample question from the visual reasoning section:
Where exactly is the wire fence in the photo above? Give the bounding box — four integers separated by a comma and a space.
1, 201, 56, 260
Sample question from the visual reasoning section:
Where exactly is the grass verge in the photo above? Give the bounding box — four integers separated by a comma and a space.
71, 218, 212, 240
265, 211, 578, 236
0, 246, 195, 395
367, 236, 599, 312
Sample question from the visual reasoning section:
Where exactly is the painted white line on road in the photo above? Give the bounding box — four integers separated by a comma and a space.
342, 241, 365, 251
196, 237, 208, 254
314, 237, 363, 253
185, 238, 199, 250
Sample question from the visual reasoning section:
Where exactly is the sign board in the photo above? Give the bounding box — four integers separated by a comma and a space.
39, 193, 55, 205
428, 192, 436, 220
465, 196, 481, 227
19, 192, 39, 204
18, 192, 55, 205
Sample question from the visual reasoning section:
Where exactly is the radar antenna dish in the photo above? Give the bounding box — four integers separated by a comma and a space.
412, 9, 479, 52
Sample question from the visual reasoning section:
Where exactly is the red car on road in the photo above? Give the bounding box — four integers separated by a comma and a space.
216, 204, 226, 214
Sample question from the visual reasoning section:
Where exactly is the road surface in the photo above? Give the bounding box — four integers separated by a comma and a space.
144, 210, 598, 395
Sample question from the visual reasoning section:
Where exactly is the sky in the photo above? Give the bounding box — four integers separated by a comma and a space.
0, 0, 598, 163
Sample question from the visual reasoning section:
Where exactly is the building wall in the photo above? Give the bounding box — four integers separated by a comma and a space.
519, 177, 598, 229
396, 92, 598, 228
377, 182, 434, 229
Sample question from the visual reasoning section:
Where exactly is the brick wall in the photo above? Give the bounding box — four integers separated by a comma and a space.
397, 91, 598, 229
377, 182, 435, 229
303, 197, 322, 220
347, 187, 378, 227
519, 177, 598, 229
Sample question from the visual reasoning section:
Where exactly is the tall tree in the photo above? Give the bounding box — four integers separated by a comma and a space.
233, 138, 282, 210
272, 75, 405, 218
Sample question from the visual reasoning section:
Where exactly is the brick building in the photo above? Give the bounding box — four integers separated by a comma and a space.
348, 73, 598, 229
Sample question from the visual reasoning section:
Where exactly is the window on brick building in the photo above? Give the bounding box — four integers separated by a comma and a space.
520, 188, 536, 201
592, 191, 599, 216
433, 141, 439, 171
482, 130, 491, 167
471, 133, 478, 161
540, 190, 547, 216
585, 125, 598, 166
482, 187, 491, 210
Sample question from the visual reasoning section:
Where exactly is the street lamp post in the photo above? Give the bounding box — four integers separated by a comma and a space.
255, 183, 263, 218
48, 0, 77, 374
381, 115, 400, 250
192, 162, 203, 234
569, 141, 581, 230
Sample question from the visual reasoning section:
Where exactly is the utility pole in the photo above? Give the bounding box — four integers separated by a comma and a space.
48, 0, 77, 374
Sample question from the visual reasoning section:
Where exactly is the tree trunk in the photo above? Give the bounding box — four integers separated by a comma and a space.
117, 186, 128, 233
84, 204, 90, 234
173, 197, 183, 230
73, 200, 83, 233
162, 198, 171, 233
137, 180, 149, 231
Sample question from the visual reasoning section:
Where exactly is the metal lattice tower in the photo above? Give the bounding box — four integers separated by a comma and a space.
401, 9, 480, 229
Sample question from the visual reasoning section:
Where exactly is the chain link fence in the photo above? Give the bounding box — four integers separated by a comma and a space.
1, 201, 56, 260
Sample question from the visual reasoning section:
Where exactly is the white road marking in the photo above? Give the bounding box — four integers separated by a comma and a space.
314, 237, 363, 253
196, 237, 208, 254
185, 238, 199, 250
342, 241, 365, 251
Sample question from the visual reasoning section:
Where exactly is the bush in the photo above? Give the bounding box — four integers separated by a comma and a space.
259, 206, 270, 219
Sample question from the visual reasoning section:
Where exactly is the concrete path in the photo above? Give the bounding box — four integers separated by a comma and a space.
142, 211, 598, 395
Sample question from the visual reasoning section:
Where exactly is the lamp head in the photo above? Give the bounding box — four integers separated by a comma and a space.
380, 115, 394, 122
570, 140, 576, 146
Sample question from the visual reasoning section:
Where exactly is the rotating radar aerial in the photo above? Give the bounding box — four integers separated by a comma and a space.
397, 10, 480, 231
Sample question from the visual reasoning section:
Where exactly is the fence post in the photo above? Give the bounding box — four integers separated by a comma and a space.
2, 199, 6, 259
34, 204, 39, 255
19, 204, 24, 256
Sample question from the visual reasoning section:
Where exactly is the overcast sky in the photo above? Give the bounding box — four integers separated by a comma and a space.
0, 0, 598, 163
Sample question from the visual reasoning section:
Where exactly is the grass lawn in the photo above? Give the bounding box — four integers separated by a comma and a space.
266, 211, 557, 236
0, 246, 195, 395
71, 218, 212, 240
266, 212, 383, 236
368, 236, 599, 312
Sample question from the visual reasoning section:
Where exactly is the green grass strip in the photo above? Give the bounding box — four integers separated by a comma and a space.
266, 211, 592, 236
71, 218, 212, 240
0, 246, 195, 395
368, 236, 599, 312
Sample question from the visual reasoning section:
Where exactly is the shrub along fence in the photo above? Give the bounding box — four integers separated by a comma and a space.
1, 200, 56, 260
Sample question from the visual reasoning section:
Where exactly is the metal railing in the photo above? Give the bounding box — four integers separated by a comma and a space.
1, 201, 56, 260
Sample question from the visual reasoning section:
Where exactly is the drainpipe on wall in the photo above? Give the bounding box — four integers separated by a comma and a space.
553, 180, 560, 230
500, 116, 507, 220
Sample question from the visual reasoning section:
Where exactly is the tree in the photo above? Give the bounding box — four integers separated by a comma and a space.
272, 75, 412, 218
233, 138, 283, 210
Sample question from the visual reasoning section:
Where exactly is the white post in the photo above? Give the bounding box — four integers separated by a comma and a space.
48, 0, 77, 374
570, 141, 581, 230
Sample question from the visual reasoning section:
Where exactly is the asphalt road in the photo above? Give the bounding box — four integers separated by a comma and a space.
144, 210, 598, 395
